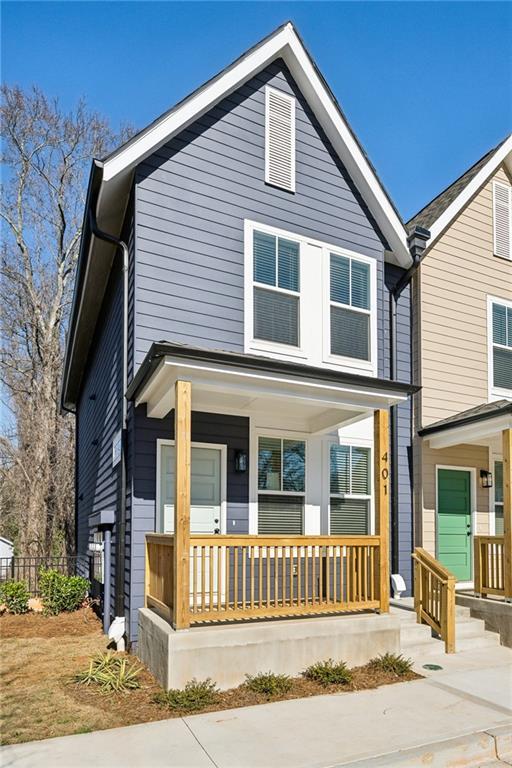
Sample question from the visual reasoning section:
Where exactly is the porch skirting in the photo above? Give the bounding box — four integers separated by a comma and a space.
137, 607, 400, 690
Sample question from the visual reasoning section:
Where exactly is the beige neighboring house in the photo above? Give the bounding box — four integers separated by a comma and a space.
410, 134, 512, 588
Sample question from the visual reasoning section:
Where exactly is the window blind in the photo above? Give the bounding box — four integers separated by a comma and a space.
330, 498, 369, 535
258, 495, 303, 534
331, 306, 369, 360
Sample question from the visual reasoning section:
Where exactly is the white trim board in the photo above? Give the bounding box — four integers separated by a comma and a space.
422, 135, 512, 252
99, 23, 411, 268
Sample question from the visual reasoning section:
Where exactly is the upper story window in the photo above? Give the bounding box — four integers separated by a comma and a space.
257, 436, 305, 534
489, 297, 512, 396
329, 254, 371, 361
329, 444, 371, 534
493, 181, 511, 260
245, 220, 377, 375
265, 87, 295, 192
253, 230, 300, 348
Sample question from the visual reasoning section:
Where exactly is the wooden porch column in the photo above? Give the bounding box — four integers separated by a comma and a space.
374, 409, 390, 613
173, 380, 191, 629
504, 428, 512, 601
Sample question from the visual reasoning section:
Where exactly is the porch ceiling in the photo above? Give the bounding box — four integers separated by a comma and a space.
127, 342, 415, 435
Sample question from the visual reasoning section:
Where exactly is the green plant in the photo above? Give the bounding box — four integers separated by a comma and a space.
155, 679, 219, 712
0, 580, 30, 614
244, 671, 292, 697
303, 658, 352, 687
38, 568, 89, 615
368, 653, 413, 677
75, 652, 142, 693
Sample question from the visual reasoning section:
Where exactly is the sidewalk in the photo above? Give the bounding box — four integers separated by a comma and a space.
1, 645, 511, 768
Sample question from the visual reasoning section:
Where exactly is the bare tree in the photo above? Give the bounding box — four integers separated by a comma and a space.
0, 85, 130, 556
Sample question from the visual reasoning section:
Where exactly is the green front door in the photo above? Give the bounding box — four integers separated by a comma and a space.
437, 469, 472, 581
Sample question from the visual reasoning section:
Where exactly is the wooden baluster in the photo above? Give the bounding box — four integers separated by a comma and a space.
298, 547, 302, 607
242, 546, 247, 611
250, 546, 255, 610
225, 546, 230, 612
305, 545, 309, 607
258, 547, 263, 608
282, 546, 286, 607
234, 546, 239, 609
217, 546, 222, 612
274, 547, 279, 608
192, 546, 197, 615
209, 545, 214, 611
312, 546, 317, 606
201, 546, 206, 613
319, 547, 323, 603
290, 547, 294, 606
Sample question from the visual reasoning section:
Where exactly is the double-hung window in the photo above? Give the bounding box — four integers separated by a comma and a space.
253, 229, 300, 348
490, 300, 512, 393
257, 436, 305, 534
329, 444, 371, 534
494, 460, 504, 536
329, 253, 371, 362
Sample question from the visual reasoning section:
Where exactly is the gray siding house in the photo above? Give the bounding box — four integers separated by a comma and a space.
62, 22, 421, 650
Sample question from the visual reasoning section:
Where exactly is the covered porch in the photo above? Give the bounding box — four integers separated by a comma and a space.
128, 343, 414, 630
419, 400, 512, 602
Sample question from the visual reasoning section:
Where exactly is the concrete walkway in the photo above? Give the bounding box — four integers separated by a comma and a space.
2, 646, 512, 768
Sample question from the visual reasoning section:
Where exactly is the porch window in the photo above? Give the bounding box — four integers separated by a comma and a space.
329, 253, 371, 361
257, 436, 305, 533
253, 230, 300, 348
495, 460, 504, 535
329, 444, 370, 534
491, 302, 512, 392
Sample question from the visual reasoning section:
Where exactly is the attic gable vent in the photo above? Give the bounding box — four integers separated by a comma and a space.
265, 87, 295, 192
493, 181, 511, 259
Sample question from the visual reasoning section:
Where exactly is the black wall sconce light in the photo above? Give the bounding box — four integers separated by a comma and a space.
480, 469, 493, 488
235, 450, 248, 472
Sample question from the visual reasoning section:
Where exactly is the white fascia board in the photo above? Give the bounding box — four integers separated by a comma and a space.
426, 412, 512, 450
426, 135, 512, 250
101, 24, 411, 267
137, 355, 409, 414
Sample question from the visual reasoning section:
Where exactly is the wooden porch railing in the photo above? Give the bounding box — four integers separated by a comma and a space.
474, 535, 505, 598
145, 533, 382, 625
412, 547, 456, 653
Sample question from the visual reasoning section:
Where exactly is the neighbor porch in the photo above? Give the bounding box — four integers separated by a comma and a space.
418, 400, 512, 602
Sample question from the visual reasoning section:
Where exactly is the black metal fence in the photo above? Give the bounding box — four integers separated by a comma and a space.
0, 556, 90, 596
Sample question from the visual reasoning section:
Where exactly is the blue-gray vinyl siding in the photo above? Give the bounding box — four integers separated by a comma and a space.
133, 59, 389, 373
384, 263, 413, 593
128, 408, 249, 642
76, 260, 123, 623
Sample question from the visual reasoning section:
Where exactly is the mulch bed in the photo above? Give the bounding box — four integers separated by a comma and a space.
69, 663, 422, 722
0, 606, 101, 638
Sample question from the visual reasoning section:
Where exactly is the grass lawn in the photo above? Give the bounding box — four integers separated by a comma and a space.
0, 608, 421, 746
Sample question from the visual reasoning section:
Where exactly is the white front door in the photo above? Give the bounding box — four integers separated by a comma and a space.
160, 445, 222, 534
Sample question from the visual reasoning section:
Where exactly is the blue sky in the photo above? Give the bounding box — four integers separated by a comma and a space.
2, 1, 511, 220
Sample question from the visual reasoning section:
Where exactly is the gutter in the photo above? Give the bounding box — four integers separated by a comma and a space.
389, 226, 430, 576
87, 180, 129, 627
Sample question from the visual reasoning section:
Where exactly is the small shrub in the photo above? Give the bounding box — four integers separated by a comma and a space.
368, 652, 413, 677
75, 652, 141, 693
303, 658, 352, 687
0, 580, 30, 614
155, 679, 219, 712
244, 671, 292, 697
39, 568, 89, 615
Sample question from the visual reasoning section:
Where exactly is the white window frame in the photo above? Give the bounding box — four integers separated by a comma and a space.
487, 295, 512, 400
323, 248, 377, 375
326, 439, 374, 535
244, 219, 378, 376
492, 181, 512, 260
156, 439, 228, 535
265, 86, 296, 193
254, 433, 306, 535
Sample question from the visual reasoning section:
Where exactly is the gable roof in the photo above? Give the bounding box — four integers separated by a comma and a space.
418, 399, 512, 438
62, 21, 413, 411
407, 133, 512, 248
